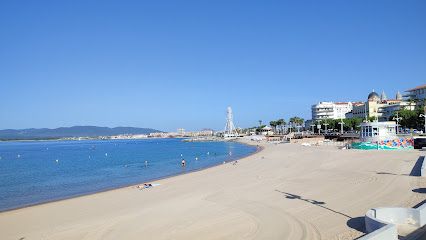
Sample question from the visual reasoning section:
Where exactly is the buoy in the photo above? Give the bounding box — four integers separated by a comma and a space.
145, 160, 148, 167
207, 152, 210, 155
17, 154, 21, 158
195, 157, 198, 161
55, 159, 59, 163
105, 153, 108, 157
180, 154, 183, 157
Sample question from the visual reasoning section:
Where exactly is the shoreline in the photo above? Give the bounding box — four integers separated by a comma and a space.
0, 137, 182, 143
1, 141, 422, 240
0, 139, 262, 213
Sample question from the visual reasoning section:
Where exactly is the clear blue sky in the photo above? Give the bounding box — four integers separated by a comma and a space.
1, 1, 425, 131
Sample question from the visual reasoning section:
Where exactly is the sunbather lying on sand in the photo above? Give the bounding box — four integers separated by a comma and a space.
137, 183, 153, 189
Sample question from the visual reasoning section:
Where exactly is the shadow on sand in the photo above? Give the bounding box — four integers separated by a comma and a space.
376, 171, 408, 176
412, 188, 426, 194
275, 190, 368, 236
347, 217, 366, 233
275, 190, 354, 218
373, 156, 424, 177
409, 156, 425, 177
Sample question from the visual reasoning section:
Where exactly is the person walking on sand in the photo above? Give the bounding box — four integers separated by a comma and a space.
181, 159, 186, 167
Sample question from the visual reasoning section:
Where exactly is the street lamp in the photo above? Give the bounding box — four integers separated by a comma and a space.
296, 125, 302, 133
310, 124, 315, 133
316, 120, 321, 135
323, 119, 329, 134
393, 112, 402, 134
338, 119, 345, 134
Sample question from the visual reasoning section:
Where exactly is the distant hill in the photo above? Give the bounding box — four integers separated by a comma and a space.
0, 126, 162, 140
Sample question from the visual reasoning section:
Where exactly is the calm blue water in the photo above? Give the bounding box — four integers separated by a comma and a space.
0, 138, 256, 211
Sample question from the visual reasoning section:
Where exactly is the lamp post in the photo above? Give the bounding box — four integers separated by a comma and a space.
393, 112, 402, 134
338, 119, 345, 134
316, 120, 321, 135
323, 119, 329, 134
296, 125, 302, 133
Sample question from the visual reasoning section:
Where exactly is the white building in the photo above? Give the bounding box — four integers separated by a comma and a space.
404, 84, 426, 104
259, 126, 273, 136
311, 102, 353, 121
334, 102, 353, 119
379, 101, 416, 120
360, 121, 397, 142
347, 90, 413, 121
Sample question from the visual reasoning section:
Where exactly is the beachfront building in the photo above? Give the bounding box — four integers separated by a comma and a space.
404, 84, 426, 105
311, 102, 353, 121
379, 101, 416, 120
350, 91, 383, 119
259, 126, 273, 135
347, 90, 413, 121
353, 121, 414, 150
360, 121, 397, 142
184, 130, 214, 137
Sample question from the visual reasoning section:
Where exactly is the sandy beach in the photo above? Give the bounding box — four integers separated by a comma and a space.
0, 140, 425, 240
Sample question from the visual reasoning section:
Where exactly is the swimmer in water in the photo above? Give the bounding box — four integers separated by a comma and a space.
181, 159, 186, 167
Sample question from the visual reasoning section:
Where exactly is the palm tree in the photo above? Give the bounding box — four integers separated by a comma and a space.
289, 117, 304, 132
269, 121, 277, 134
277, 118, 286, 134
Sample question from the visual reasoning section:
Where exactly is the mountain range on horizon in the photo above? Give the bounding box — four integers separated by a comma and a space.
0, 126, 162, 140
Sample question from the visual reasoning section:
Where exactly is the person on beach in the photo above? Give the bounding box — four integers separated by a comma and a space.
181, 159, 186, 167
137, 183, 153, 189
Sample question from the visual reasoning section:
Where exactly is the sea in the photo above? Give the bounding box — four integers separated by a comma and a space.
0, 138, 257, 212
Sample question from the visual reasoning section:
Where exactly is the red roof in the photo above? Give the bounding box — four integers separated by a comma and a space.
407, 84, 426, 92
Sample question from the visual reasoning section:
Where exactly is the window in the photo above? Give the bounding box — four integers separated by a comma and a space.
373, 127, 378, 136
